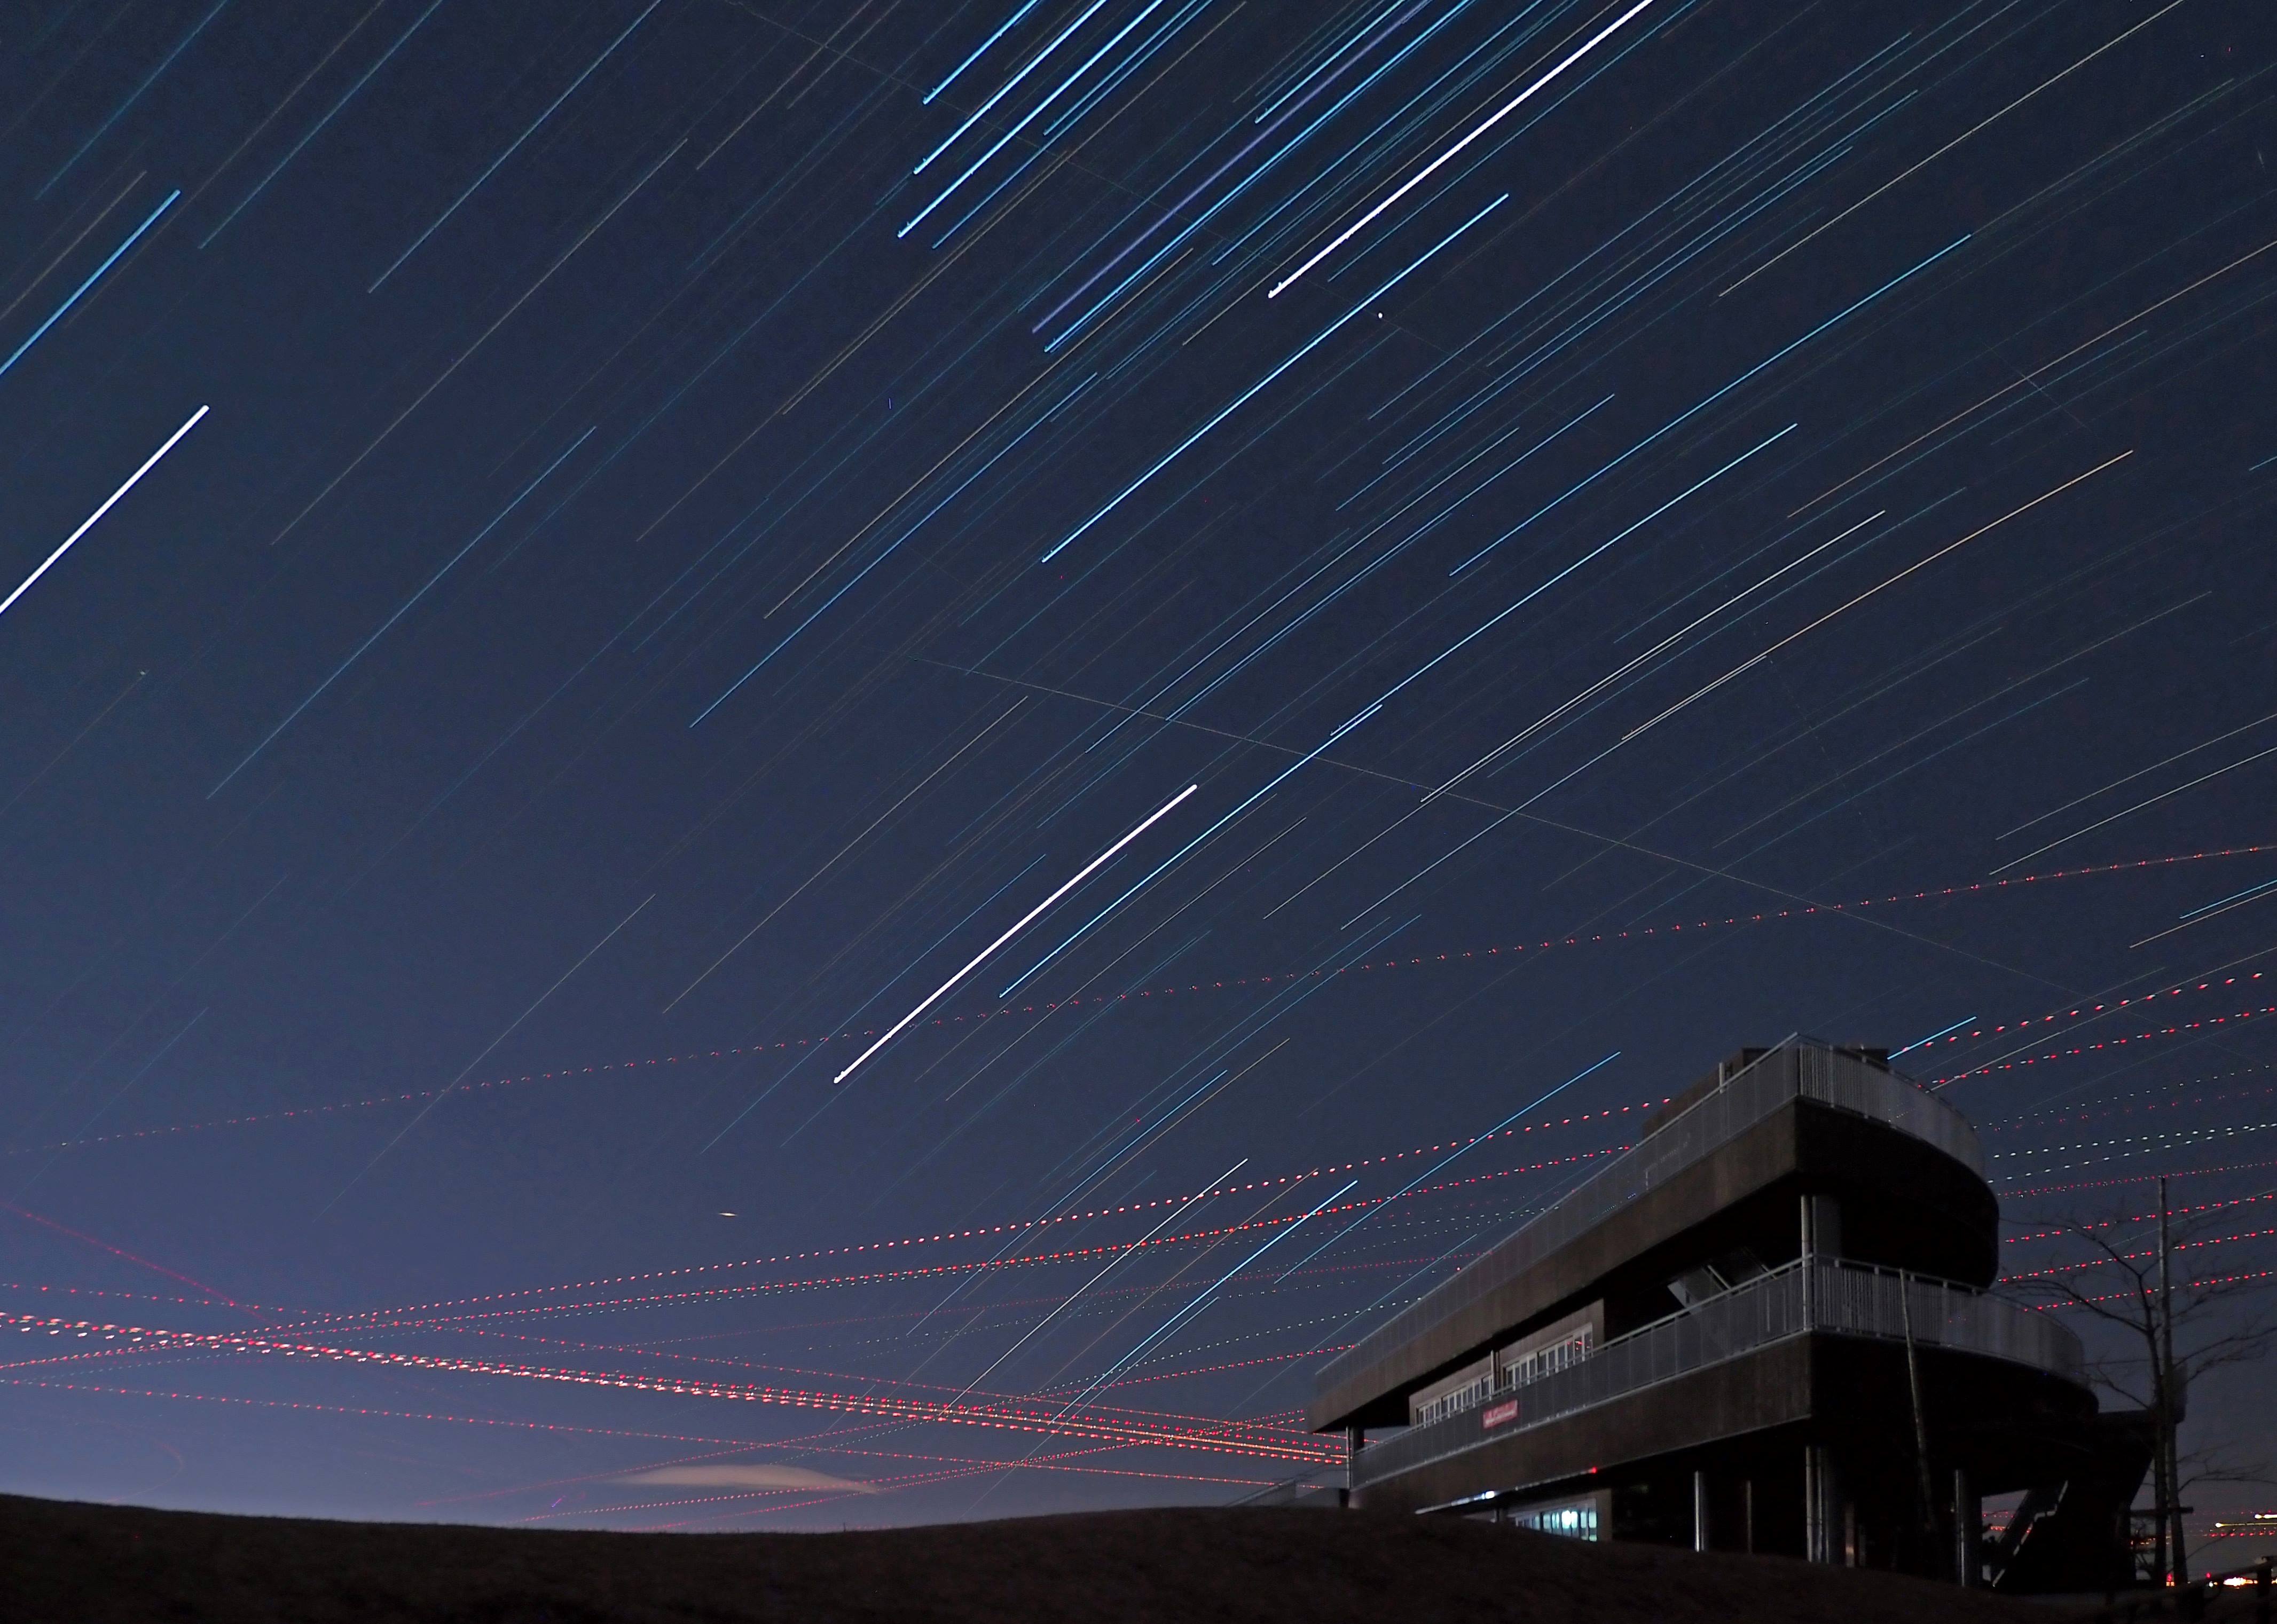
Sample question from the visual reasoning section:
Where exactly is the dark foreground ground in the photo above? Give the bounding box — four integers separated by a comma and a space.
0, 1491, 2193, 1623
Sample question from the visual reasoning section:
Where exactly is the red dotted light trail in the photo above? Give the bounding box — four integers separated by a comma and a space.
1934, 997, 2277, 1086
301, 1114, 1650, 1332
0, 1311, 1338, 1464
17, 846, 2260, 1161
2005, 1188, 2277, 1244
296, 1146, 1620, 1337
1999, 1156, 2277, 1200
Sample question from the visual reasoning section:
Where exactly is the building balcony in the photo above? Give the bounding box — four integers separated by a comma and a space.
1312, 1040, 1999, 1434
1350, 1256, 2083, 1497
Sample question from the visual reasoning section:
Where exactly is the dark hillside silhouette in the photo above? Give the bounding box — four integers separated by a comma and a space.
1, 1492, 2113, 1623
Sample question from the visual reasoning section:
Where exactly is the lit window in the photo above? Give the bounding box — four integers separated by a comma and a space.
1509, 1499, 1599, 1540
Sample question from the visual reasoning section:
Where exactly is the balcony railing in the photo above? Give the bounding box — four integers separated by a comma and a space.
1349, 1257, 2082, 1491
1321, 1041, 1982, 1398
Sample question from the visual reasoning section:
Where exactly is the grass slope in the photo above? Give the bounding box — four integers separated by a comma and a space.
2, 1493, 2086, 1623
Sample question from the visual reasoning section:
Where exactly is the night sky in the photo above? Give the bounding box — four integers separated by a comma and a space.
2, 0, 2274, 1538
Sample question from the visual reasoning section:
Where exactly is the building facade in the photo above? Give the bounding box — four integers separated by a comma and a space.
1309, 1040, 2148, 1589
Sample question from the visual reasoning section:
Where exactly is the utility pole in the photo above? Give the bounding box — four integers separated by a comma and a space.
1899, 1273, 1938, 1573
2160, 1176, 2188, 1589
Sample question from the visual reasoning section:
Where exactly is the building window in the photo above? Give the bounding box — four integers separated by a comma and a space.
1412, 1375, 1491, 1426
1502, 1327, 1593, 1389
1509, 1499, 1599, 1540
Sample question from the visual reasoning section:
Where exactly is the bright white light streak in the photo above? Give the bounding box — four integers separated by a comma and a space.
997, 705, 1378, 997
0, 406, 208, 624
1267, 0, 1658, 298
833, 784, 1199, 1085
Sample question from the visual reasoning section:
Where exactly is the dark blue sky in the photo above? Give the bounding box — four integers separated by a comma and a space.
2, 0, 2272, 1534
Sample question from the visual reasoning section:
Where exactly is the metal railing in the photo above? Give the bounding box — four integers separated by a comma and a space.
1350, 1257, 2080, 1491
1321, 1042, 1982, 1398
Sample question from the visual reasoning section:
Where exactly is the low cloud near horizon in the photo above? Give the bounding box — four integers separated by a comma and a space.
616, 1464, 877, 1495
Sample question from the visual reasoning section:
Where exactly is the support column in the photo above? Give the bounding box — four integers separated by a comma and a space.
1801, 1194, 1841, 1325
1805, 1445, 1829, 1563
1342, 1425, 1364, 1509
1800, 1193, 1843, 1260
1694, 1469, 1710, 1553
1953, 1468, 1978, 1587
1805, 1445, 1843, 1564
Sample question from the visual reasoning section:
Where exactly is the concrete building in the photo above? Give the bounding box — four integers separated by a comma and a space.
1309, 1040, 2150, 1589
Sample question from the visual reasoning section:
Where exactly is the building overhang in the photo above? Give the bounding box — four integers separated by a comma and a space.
1310, 1078, 1997, 1433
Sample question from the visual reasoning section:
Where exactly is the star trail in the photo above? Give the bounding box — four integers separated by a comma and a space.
0, 0, 2272, 1538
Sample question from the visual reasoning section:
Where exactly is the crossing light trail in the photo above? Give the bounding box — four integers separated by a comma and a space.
833, 785, 1199, 1086
19, 841, 2266, 1167
264, 1141, 1633, 1339
0, 406, 208, 625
